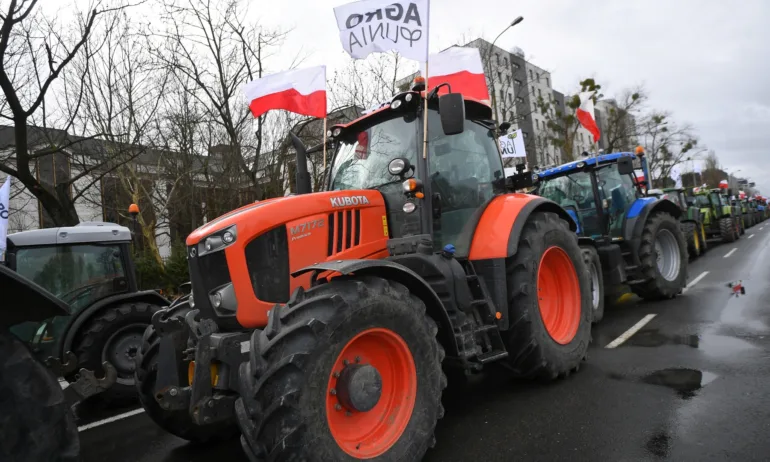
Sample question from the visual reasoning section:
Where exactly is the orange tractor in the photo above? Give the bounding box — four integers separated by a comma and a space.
135, 81, 592, 460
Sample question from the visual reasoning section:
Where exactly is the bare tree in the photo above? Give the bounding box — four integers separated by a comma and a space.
152, 0, 296, 200
330, 52, 411, 113
0, 0, 139, 226
638, 111, 704, 187
600, 87, 646, 153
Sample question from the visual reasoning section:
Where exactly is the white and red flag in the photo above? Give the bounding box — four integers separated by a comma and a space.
576, 91, 601, 143
243, 65, 327, 119
420, 46, 489, 104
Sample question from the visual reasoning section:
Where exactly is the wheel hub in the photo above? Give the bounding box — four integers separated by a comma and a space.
335, 364, 383, 413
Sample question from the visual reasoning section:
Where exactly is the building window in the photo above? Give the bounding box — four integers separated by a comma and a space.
497, 71, 502, 83
546, 77, 550, 86
507, 75, 512, 86
536, 72, 540, 81
503, 57, 508, 67
514, 79, 522, 86
529, 69, 534, 80
496, 53, 500, 65
538, 88, 542, 99
531, 86, 535, 95
513, 62, 520, 70
535, 119, 540, 129
510, 111, 515, 121
500, 89, 505, 101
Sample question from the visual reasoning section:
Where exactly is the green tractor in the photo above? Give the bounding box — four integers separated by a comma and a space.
647, 187, 707, 259
4, 222, 170, 404
732, 195, 750, 232
691, 188, 740, 243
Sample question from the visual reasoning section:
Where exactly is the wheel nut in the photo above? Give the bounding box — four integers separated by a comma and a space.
346, 411, 352, 417
343, 359, 349, 366
330, 388, 337, 395
169, 388, 178, 397
333, 371, 341, 378
335, 404, 342, 411
355, 356, 361, 363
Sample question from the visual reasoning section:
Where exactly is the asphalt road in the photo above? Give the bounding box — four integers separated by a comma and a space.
76, 223, 770, 462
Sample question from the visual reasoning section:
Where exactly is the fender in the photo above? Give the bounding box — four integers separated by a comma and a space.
56, 290, 170, 359
467, 194, 577, 261
623, 198, 683, 263
292, 259, 458, 358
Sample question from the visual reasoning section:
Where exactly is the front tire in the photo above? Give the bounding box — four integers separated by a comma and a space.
719, 217, 736, 243
237, 276, 446, 461
504, 211, 591, 380
582, 247, 605, 323
631, 212, 688, 300
70, 302, 161, 405
0, 329, 80, 462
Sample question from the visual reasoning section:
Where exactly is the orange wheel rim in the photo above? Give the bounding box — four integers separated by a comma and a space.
537, 246, 581, 344
326, 328, 417, 459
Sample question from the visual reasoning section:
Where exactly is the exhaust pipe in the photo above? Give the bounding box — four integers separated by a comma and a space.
290, 133, 312, 195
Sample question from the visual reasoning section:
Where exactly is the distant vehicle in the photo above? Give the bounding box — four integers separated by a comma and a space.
647, 187, 707, 259
4, 222, 169, 403
691, 188, 741, 243
533, 148, 688, 323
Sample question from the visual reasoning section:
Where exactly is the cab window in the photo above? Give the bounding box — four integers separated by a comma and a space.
597, 166, 637, 237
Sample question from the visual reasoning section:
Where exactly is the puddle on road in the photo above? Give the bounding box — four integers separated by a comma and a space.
641, 368, 718, 399
601, 328, 758, 357
620, 329, 700, 348
609, 367, 718, 400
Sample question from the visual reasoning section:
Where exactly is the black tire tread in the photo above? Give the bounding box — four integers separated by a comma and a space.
719, 217, 736, 243
238, 276, 446, 461
630, 212, 688, 300
504, 211, 591, 380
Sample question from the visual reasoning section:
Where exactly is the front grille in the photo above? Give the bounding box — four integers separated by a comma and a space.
196, 248, 231, 291
245, 226, 290, 303
327, 210, 361, 256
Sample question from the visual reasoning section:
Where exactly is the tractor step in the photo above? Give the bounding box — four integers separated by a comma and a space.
463, 271, 509, 367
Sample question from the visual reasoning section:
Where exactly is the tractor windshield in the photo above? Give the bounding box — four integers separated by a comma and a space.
694, 195, 710, 208
538, 172, 603, 237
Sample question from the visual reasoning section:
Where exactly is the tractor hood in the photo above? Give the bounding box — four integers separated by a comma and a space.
0, 264, 69, 329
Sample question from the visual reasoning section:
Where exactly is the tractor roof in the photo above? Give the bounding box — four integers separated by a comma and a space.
7, 222, 131, 247
535, 152, 636, 181
329, 90, 493, 139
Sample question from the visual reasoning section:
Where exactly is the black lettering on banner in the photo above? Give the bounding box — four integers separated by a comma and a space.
364, 10, 383, 22
385, 23, 398, 43
385, 3, 403, 21
403, 3, 422, 26
349, 32, 363, 50
369, 23, 384, 42
346, 13, 363, 29
0, 203, 7, 220
400, 27, 422, 45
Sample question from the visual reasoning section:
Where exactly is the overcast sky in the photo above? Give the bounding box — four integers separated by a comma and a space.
251, 0, 770, 193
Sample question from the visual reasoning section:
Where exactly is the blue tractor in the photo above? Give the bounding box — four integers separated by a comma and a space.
531, 148, 688, 322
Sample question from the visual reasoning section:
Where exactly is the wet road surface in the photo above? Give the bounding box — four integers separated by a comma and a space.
77, 225, 770, 461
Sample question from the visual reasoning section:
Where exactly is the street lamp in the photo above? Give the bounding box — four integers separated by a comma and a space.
487, 16, 524, 121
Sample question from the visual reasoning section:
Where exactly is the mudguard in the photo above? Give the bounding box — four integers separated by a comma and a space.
622, 198, 682, 267
467, 194, 576, 260
56, 290, 170, 359
292, 259, 458, 357
0, 265, 69, 329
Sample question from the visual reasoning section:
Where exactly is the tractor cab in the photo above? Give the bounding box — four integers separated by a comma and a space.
327, 86, 507, 255
533, 152, 641, 240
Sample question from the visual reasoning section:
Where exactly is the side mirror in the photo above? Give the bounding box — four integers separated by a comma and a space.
499, 121, 511, 133
617, 156, 634, 175
438, 92, 465, 136
178, 282, 192, 295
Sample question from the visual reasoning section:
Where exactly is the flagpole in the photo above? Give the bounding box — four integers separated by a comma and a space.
422, 61, 429, 160
323, 116, 328, 170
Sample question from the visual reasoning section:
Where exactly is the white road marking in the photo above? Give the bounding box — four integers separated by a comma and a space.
749, 234, 755, 239
605, 314, 657, 349
683, 271, 709, 293
78, 408, 145, 432
723, 248, 738, 258
760, 227, 765, 231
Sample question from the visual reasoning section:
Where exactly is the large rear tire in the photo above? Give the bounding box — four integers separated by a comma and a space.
504, 211, 591, 380
0, 329, 80, 462
719, 217, 736, 243
70, 302, 161, 405
237, 276, 446, 461
134, 299, 237, 442
630, 212, 688, 301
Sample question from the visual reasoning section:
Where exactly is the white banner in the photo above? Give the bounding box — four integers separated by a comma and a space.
0, 177, 10, 255
334, 0, 429, 63
671, 164, 682, 188
499, 130, 526, 159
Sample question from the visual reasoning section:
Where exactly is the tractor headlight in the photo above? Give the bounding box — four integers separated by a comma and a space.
198, 225, 237, 256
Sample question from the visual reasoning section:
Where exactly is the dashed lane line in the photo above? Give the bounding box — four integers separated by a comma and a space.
78, 408, 145, 432
683, 271, 709, 293
723, 248, 738, 258
605, 314, 657, 349
749, 234, 755, 239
